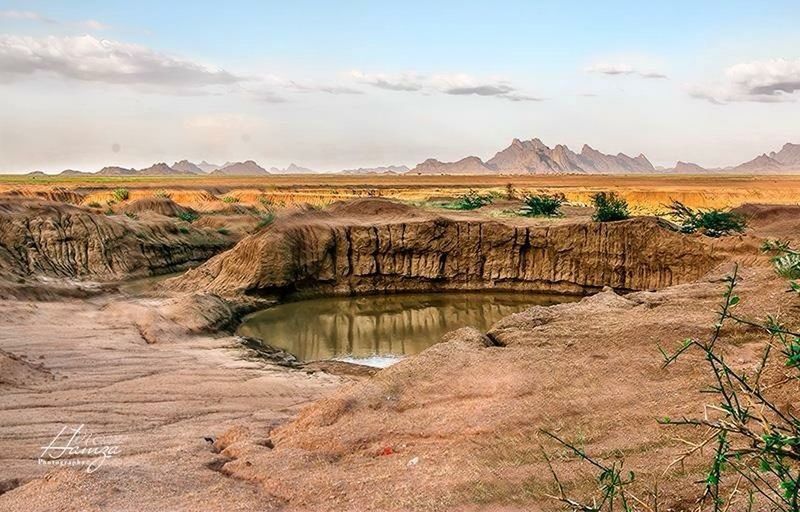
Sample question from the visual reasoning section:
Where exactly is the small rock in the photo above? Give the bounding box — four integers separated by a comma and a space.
407, 456, 419, 467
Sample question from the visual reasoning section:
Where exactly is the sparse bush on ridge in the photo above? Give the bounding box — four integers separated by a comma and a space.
667, 200, 747, 237
153, 189, 170, 198
519, 193, 564, 217
177, 211, 199, 223
591, 192, 629, 222
221, 195, 240, 203
112, 188, 129, 202
446, 189, 493, 210
256, 212, 276, 230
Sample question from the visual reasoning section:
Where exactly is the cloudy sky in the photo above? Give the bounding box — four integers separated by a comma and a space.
1, 0, 799, 173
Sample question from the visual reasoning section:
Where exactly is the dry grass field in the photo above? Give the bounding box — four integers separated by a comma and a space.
3, 173, 800, 214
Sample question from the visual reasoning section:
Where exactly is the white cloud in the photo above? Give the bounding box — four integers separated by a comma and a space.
284, 79, 363, 95
248, 87, 288, 103
350, 70, 424, 91
586, 62, 635, 75
239, 76, 362, 103
640, 71, 668, 79
586, 62, 668, 79
0, 34, 542, 103
350, 70, 540, 101
0, 10, 108, 29
0, 10, 55, 23
0, 34, 244, 89
691, 58, 800, 104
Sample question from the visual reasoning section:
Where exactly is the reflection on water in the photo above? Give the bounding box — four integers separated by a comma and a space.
237, 292, 579, 365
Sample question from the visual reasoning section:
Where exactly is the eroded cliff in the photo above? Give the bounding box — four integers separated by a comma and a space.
170, 199, 726, 298
0, 199, 232, 281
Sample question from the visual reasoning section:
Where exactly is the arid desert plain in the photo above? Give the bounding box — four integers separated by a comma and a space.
1, 172, 799, 511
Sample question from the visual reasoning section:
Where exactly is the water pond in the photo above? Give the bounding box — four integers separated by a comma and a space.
237, 292, 580, 367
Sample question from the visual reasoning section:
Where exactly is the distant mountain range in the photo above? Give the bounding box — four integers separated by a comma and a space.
407, 139, 800, 175
340, 165, 410, 175
23, 141, 800, 177
270, 163, 316, 174
409, 139, 656, 175
210, 160, 270, 176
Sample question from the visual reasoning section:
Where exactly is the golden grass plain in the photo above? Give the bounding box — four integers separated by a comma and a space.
3, 173, 800, 214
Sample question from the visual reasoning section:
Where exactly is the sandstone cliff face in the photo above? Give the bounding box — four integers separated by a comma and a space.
0, 199, 232, 280
170, 200, 723, 298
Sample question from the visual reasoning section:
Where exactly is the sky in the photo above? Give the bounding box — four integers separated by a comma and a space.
1, 0, 799, 173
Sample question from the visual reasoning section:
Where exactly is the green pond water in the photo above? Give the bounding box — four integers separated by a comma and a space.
237, 292, 580, 367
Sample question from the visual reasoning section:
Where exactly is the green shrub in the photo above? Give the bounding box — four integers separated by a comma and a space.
257, 212, 275, 230
591, 192, 629, 222
221, 195, 240, 203
178, 226, 190, 234
112, 188, 129, 202
543, 256, 800, 510
666, 200, 746, 237
177, 211, 199, 223
520, 194, 564, 217
763, 240, 800, 279
216, 228, 230, 235
87, 201, 101, 208
447, 189, 493, 210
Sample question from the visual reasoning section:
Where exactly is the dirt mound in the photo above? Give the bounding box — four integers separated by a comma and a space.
169, 202, 730, 298
0, 198, 231, 281
214, 266, 796, 509
163, 190, 219, 204
220, 189, 268, 204
327, 198, 427, 218
193, 214, 261, 238
1, 187, 84, 204
733, 203, 800, 239
120, 197, 192, 217
79, 189, 220, 209
0, 348, 53, 387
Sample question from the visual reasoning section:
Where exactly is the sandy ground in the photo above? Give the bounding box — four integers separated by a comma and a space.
0, 295, 341, 511
0, 198, 798, 511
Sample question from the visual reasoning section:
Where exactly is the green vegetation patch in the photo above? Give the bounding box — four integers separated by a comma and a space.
591, 192, 629, 222
520, 193, 565, 217
666, 200, 746, 237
